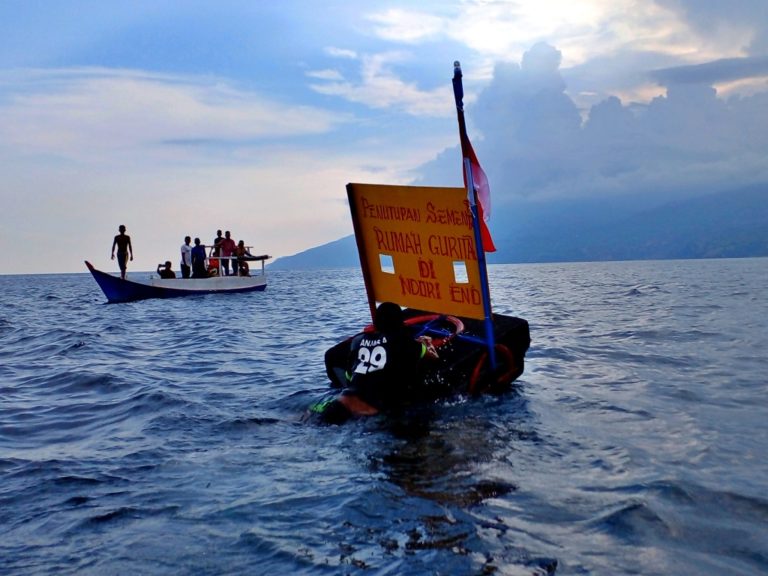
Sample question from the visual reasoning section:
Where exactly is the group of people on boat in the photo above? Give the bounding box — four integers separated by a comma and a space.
109, 225, 255, 280
180, 230, 256, 279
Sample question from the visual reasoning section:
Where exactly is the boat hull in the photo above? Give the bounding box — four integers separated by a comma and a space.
85, 261, 267, 303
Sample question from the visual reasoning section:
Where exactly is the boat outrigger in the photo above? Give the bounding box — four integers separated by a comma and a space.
85, 253, 270, 303
312, 62, 530, 423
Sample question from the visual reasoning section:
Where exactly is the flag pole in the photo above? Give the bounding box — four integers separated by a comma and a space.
453, 61, 497, 370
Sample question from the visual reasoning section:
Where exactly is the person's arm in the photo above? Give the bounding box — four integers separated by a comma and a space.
128, 237, 133, 260
416, 335, 439, 359
345, 334, 364, 383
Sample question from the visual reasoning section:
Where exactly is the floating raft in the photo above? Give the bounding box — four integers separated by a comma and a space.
323, 308, 530, 406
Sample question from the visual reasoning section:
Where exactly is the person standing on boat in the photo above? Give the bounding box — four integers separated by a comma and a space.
110, 224, 133, 280
180, 236, 192, 279
212, 230, 223, 256
191, 238, 208, 278
220, 230, 237, 275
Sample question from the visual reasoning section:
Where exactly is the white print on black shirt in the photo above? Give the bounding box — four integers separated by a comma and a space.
354, 336, 388, 375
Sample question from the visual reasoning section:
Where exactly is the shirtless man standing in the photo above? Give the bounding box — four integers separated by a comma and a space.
111, 225, 133, 280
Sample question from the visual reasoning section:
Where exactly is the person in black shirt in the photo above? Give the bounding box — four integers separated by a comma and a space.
156, 261, 176, 279
312, 302, 438, 423
345, 302, 435, 411
191, 238, 208, 278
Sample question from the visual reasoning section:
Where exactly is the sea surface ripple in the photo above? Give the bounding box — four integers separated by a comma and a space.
1, 259, 766, 575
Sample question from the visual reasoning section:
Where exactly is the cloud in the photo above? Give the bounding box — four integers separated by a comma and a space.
308, 52, 454, 116
563, 49, 682, 112
0, 65, 452, 274
0, 68, 343, 163
306, 69, 345, 81
654, 0, 768, 55
309, 2, 766, 124
348, 1, 762, 119
417, 42, 768, 204
364, 1, 714, 68
366, 8, 445, 43
0, 135, 412, 275
325, 47, 358, 59
650, 56, 768, 86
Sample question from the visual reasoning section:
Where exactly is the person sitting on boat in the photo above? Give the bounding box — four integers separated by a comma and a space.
207, 248, 220, 276
209, 230, 224, 276
156, 261, 176, 279
313, 302, 438, 423
207, 259, 220, 277
191, 238, 208, 278
235, 240, 254, 276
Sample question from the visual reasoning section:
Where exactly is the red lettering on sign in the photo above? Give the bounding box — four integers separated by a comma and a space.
449, 284, 481, 305
362, 196, 421, 222
374, 227, 423, 255
425, 201, 473, 229
427, 234, 476, 260
399, 275, 442, 300
417, 259, 437, 279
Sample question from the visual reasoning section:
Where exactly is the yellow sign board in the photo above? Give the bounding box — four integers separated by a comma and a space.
347, 183, 485, 319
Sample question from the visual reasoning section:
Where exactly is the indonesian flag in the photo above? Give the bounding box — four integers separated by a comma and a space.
462, 135, 497, 253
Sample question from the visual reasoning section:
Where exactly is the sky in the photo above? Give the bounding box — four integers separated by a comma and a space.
1, 0, 766, 274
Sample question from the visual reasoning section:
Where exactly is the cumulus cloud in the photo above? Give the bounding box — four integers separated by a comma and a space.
418, 42, 768, 203
319, 2, 766, 124
364, 1, 724, 71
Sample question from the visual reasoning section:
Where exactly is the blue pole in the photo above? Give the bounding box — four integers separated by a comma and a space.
463, 157, 497, 369
454, 61, 497, 369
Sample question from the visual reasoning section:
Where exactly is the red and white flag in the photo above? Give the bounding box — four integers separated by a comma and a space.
453, 62, 496, 253
462, 134, 496, 253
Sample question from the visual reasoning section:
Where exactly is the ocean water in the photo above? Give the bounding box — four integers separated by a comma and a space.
1, 258, 766, 575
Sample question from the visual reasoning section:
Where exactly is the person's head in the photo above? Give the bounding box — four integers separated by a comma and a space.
374, 302, 404, 332
225, 231, 231, 239
184, 236, 191, 244
118, 225, 126, 233
216, 229, 222, 237
164, 261, 172, 269
238, 240, 244, 247
194, 237, 200, 245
